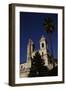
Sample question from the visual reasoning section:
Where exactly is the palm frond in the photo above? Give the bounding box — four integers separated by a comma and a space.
43, 17, 54, 33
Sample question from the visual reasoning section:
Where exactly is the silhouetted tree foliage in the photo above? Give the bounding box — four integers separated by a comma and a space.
28, 52, 58, 77
29, 52, 47, 77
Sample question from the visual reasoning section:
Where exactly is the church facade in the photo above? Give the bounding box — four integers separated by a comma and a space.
27, 35, 48, 68
20, 35, 56, 77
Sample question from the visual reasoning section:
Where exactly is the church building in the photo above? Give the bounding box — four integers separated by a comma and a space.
27, 35, 48, 68
20, 35, 56, 77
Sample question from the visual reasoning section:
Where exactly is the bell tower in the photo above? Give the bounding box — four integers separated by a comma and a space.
39, 35, 48, 66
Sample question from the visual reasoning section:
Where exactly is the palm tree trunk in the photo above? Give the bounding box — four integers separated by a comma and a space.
48, 32, 53, 57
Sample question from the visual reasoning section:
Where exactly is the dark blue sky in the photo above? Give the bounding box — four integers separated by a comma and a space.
20, 12, 58, 64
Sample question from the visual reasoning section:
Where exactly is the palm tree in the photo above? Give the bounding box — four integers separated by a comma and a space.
43, 17, 54, 56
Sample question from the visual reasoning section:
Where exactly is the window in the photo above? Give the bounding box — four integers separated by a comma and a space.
42, 52, 44, 56
42, 43, 44, 48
